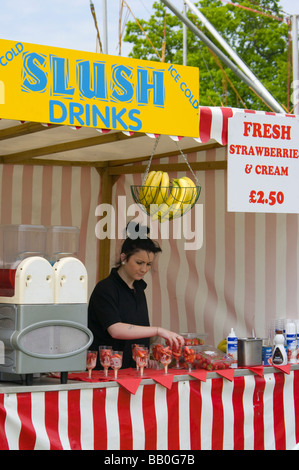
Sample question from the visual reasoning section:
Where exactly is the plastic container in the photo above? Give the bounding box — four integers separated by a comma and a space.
226, 328, 238, 368
182, 345, 200, 370
296, 319, 299, 362
194, 345, 233, 371
0, 224, 47, 297
180, 332, 208, 346
285, 321, 297, 364
284, 318, 292, 334
149, 342, 166, 370
46, 226, 80, 265
262, 338, 272, 366
272, 331, 287, 366
273, 318, 285, 337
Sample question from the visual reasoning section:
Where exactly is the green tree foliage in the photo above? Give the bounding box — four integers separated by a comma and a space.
123, 0, 290, 111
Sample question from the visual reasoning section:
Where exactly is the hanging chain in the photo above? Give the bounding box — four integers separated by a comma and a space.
141, 135, 161, 185
174, 140, 199, 184
141, 135, 199, 186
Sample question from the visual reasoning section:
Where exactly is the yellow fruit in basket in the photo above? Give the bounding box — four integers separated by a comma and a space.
151, 170, 163, 187
181, 176, 196, 188
139, 171, 156, 206
181, 176, 197, 203
217, 339, 227, 353
144, 170, 156, 186
169, 202, 183, 219
144, 173, 199, 221
159, 180, 182, 222
153, 171, 170, 205
177, 177, 195, 205
146, 171, 163, 205
140, 170, 163, 208
166, 179, 189, 218
152, 180, 175, 219
167, 180, 182, 205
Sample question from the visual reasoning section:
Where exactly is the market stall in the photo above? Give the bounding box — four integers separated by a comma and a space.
0, 107, 298, 450
0, 38, 299, 451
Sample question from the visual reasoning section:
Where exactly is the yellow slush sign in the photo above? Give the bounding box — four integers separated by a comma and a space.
0, 39, 199, 137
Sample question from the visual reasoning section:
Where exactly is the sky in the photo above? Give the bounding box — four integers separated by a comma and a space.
0, 0, 297, 58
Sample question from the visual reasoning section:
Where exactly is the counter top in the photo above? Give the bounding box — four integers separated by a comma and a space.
0, 364, 298, 394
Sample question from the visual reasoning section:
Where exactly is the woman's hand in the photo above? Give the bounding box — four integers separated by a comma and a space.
107, 322, 185, 350
156, 327, 185, 350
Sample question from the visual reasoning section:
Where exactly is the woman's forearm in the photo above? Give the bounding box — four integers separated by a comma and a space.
107, 322, 158, 340
107, 322, 184, 348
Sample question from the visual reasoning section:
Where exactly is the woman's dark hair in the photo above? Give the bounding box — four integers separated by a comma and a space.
117, 222, 161, 265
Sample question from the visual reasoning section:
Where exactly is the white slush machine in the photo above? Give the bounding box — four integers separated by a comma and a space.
0, 224, 93, 385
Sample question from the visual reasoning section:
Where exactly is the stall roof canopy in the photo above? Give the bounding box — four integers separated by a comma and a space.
0, 107, 293, 167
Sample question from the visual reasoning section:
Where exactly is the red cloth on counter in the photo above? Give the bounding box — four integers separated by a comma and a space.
47, 364, 293, 395
52, 367, 233, 393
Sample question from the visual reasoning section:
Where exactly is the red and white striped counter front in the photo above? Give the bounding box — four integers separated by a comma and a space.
0, 366, 298, 450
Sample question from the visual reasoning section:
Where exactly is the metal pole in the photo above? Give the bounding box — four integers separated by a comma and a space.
102, 0, 108, 54
184, 0, 283, 111
292, 15, 299, 114
160, 0, 285, 113
183, 1, 187, 66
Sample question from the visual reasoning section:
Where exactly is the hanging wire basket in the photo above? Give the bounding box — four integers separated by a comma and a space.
130, 136, 201, 222
131, 183, 201, 221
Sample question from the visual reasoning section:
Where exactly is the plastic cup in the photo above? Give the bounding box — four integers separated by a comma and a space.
99, 345, 112, 377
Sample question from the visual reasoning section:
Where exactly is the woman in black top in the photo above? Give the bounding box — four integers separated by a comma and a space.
88, 225, 184, 369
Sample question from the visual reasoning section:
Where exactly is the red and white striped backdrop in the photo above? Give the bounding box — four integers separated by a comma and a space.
0, 371, 298, 450
0, 164, 101, 295
112, 144, 299, 346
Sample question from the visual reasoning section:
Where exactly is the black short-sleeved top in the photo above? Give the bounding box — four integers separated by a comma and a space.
88, 268, 150, 369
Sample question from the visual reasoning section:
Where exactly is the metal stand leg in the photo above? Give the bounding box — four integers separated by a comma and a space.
60, 372, 68, 384
25, 374, 33, 386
